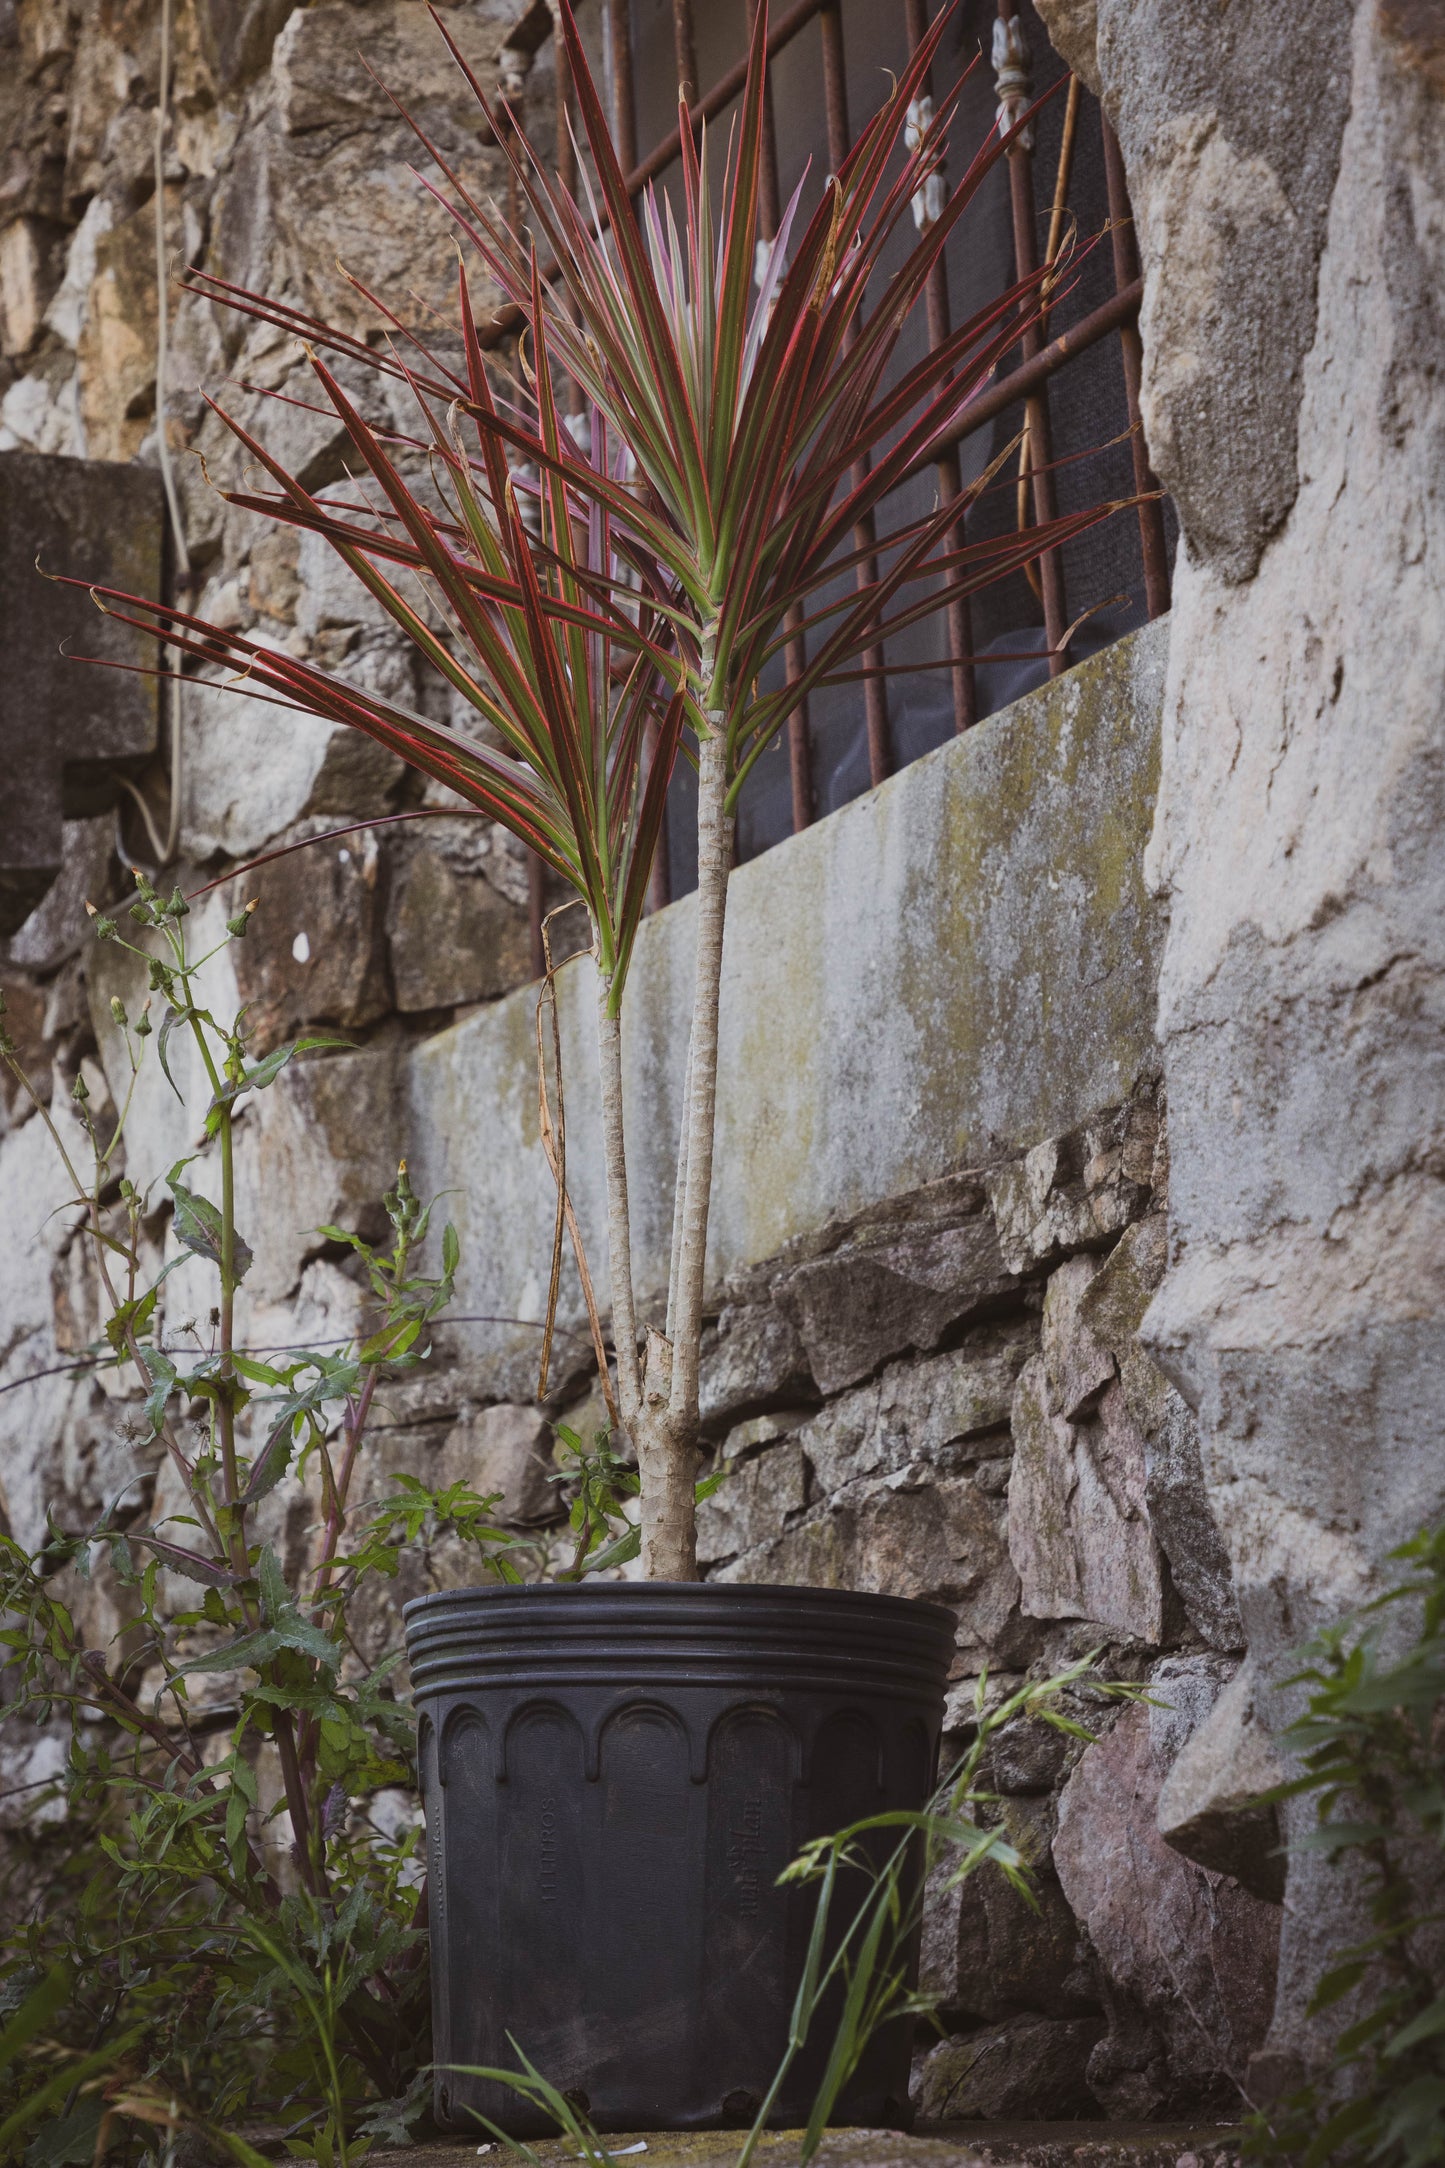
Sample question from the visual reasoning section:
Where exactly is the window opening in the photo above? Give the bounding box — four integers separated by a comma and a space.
488, 0, 1174, 937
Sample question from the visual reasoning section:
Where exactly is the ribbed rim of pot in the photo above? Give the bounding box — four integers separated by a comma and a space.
403, 1581, 956, 1699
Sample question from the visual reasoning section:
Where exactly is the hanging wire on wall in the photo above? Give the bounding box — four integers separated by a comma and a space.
115, 0, 191, 871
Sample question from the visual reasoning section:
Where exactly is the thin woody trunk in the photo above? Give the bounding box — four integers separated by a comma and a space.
596, 978, 642, 1422
634, 722, 733, 1580
668, 727, 732, 1421
594, 681, 733, 1581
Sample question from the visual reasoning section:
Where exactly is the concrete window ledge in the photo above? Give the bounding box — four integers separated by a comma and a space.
404, 619, 1170, 1353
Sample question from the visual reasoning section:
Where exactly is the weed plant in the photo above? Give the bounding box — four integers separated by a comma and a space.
0, 891, 642, 2163
1244, 1526, 1445, 2168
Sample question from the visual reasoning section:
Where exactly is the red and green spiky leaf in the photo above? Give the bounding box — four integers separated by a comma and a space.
80, 2, 1128, 1006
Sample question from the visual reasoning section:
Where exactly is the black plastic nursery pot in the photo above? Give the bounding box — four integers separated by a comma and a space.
404, 1582, 954, 2137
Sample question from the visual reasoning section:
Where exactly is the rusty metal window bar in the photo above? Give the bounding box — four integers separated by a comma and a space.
493, 0, 1171, 954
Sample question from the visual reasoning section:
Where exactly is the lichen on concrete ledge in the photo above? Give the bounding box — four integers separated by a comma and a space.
405, 618, 1170, 1355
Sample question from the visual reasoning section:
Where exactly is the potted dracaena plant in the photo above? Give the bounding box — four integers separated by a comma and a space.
74, 0, 1120, 2134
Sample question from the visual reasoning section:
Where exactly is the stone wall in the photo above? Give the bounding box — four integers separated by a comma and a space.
1, 583, 1282, 2117
0, 0, 558, 1973
1, 0, 1396, 2127
1037, 0, 1445, 2100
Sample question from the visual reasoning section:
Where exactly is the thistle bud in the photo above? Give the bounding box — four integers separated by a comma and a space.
71, 1069, 90, 1104
385, 1156, 420, 1235
110, 996, 127, 1028
166, 886, 190, 919
135, 1002, 153, 1039
226, 899, 259, 940
94, 915, 117, 941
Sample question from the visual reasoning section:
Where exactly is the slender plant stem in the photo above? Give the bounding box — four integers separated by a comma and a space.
629, 694, 733, 1581
178, 981, 254, 1590
274, 1707, 320, 1899
178, 983, 322, 1899
309, 1368, 379, 1622
297, 1366, 381, 1773
596, 967, 642, 1423
668, 721, 733, 1425
77, 1652, 204, 1781
664, 1031, 693, 1345
215, 1106, 246, 1577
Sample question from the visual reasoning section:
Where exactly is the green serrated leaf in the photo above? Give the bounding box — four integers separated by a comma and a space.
143, 1351, 178, 1434
24, 2097, 105, 2168
232, 1353, 290, 1387
277, 1621, 344, 1665
178, 1626, 287, 1678
225, 1781, 250, 1859
358, 1316, 421, 1366
256, 1544, 289, 1624
168, 1169, 253, 1284
586, 1524, 641, 1574
155, 1005, 187, 1102
104, 1282, 158, 1357
241, 1413, 299, 1505
135, 1535, 240, 1589
206, 1034, 353, 1125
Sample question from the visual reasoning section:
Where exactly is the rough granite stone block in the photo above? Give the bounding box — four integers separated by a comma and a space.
439, 1404, 557, 1527
1007, 1354, 1166, 1646
697, 1301, 815, 1432
912, 2015, 1105, 2121
984, 1098, 1158, 1277
0, 450, 160, 932
1156, 1660, 1286, 1903
800, 1327, 1036, 1498
695, 1440, 808, 1566
1053, 1669, 1280, 2116
773, 1216, 1017, 1394
921, 1794, 1096, 2027
718, 1471, 1018, 1644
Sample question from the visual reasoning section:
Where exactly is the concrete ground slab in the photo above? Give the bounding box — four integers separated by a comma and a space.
368, 2122, 1241, 2168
